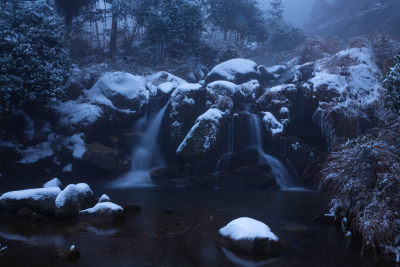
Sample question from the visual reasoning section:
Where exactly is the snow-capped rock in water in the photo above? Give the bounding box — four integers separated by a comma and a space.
43, 178, 62, 188
219, 217, 285, 256
55, 183, 95, 219
177, 108, 223, 160
62, 164, 72, 173
205, 58, 260, 85
79, 202, 125, 220
98, 194, 110, 203
0, 187, 61, 215
146, 71, 187, 95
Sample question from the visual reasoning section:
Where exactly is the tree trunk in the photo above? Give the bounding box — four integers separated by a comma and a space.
110, 11, 118, 56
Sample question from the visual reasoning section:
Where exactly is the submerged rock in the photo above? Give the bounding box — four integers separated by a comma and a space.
60, 244, 80, 261
0, 187, 61, 215
55, 183, 95, 219
219, 217, 285, 256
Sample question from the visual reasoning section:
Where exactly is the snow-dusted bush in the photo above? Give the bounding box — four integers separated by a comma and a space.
384, 55, 400, 115
320, 121, 400, 259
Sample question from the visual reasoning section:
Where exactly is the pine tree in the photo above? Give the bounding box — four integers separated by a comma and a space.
269, 0, 284, 26
384, 55, 400, 114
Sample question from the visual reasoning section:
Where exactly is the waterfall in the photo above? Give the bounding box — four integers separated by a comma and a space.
247, 113, 295, 189
112, 101, 169, 187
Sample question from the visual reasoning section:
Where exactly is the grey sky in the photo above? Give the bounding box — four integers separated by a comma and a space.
258, 0, 317, 26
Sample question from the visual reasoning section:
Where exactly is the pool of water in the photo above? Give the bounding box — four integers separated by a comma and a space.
0, 186, 389, 266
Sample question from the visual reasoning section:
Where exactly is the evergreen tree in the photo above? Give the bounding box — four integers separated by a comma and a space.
269, 0, 284, 26
55, 0, 96, 27
384, 55, 400, 114
0, 0, 70, 120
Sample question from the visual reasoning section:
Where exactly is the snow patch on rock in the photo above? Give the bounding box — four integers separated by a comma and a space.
263, 112, 284, 136
207, 59, 258, 82
219, 217, 279, 241
43, 178, 62, 188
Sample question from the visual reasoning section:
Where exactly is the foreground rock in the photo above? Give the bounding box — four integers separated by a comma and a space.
219, 217, 285, 257
43, 178, 62, 188
59, 244, 80, 261
79, 202, 125, 221
55, 183, 95, 219
0, 187, 61, 215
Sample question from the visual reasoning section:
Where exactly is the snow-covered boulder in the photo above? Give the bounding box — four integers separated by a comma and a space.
206, 80, 260, 113
55, 183, 95, 219
0, 187, 61, 215
263, 112, 284, 137
219, 217, 285, 256
205, 58, 260, 85
86, 72, 149, 113
168, 83, 206, 141
146, 71, 187, 95
98, 194, 110, 203
43, 178, 62, 189
177, 108, 223, 160
79, 202, 125, 221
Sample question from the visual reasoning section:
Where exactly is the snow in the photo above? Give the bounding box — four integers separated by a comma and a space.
79, 202, 123, 215
146, 71, 187, 95
64, 134, 86, 159
58, 101, 102, 127
62, 164, 72, 173
269, 84, 297, 94
18, 141, 54, 164
207, 80, 238, 96
219, 217, 279, 241
266, 65, 287, 73
263, 112, 284, 136
43, 178, 62, 188
0, 187, 61, 201
98, 194, 110, 203
55, 183, 93, 209
171, 83, 202, 97
177, 108, 223, 154
70, 245, 75, 251
207, 58, 258, 81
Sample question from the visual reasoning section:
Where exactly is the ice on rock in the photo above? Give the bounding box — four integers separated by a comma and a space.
43, 178, 62, 188
219, 217, 279, 241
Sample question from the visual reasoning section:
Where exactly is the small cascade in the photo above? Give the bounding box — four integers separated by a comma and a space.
112, 101, 169, 187
247, 113, 295, 189
213, 117, 235, 188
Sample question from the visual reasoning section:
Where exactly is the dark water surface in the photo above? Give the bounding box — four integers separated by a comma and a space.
0, 186, 388, 266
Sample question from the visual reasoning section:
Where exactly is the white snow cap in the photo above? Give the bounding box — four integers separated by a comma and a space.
79, 202, 123, 215
0, 187, 61, 201
98, 194, 110, 203
207, 58, 258, 81
43, 178, 62, 188
219, 217, 279, 241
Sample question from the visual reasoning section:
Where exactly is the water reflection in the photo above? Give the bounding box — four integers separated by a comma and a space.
221, 247, 276, 267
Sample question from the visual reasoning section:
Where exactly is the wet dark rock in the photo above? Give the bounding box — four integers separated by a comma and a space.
60, 245, 80, 261
16, 207, 34, 218
82, 143, 129, 173
283, 223, 310, 236
163, 208, 175, 215
314, 214, 335, 225
219, 235, 285, 257
31, 212, 48, 223
123, 204, 141, 213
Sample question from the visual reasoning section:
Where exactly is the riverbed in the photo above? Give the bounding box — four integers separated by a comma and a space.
0, 186, 386, 266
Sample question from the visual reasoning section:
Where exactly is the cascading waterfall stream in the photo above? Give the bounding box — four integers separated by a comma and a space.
112, 101, 169, 187
247, 113, 295, 189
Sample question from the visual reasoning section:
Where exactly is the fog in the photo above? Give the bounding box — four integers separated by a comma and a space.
259, 0, 317, 26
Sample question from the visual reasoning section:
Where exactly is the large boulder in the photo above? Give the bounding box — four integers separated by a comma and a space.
86, 72, 149, 113
146, 71, 187, 95
176, 108, 223, 160
55, 183, 95, 219
167, 83, 207, 145
0, 187, 61, 215
82, 142, 130, 173
205, 59, 260, 85
219, 217, 285, 256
